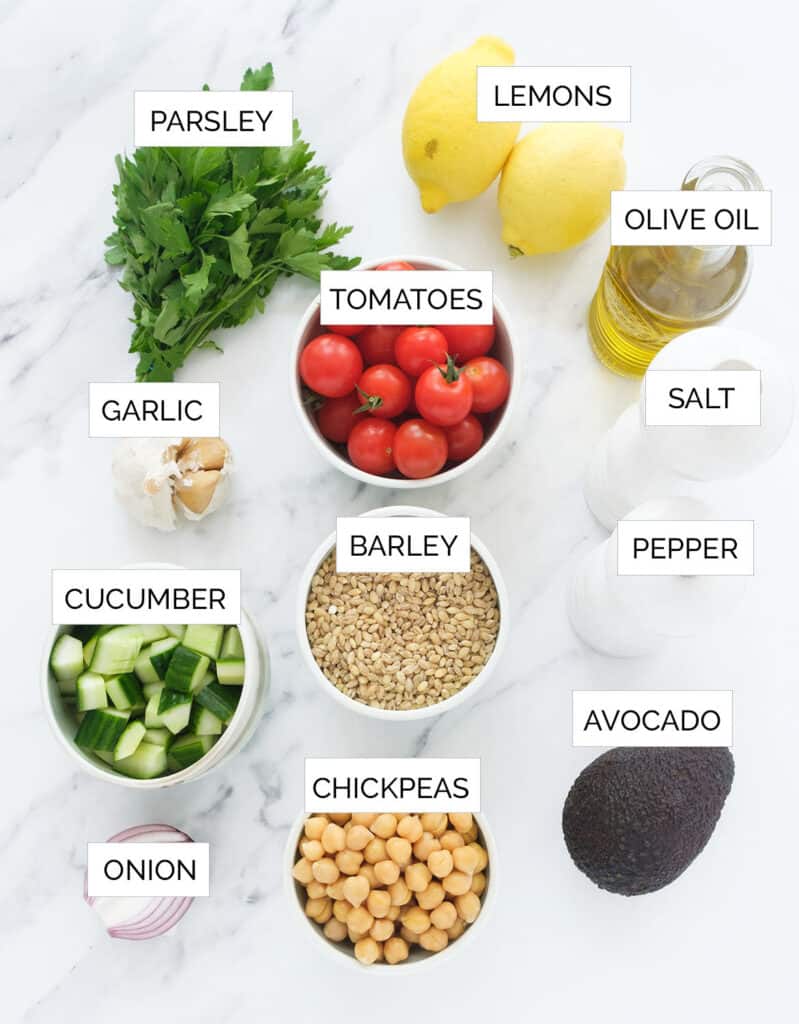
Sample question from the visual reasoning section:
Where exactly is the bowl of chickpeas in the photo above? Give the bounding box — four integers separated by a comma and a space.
285, 810, 496, 970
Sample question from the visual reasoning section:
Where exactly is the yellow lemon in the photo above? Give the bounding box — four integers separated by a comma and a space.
498, 124, 626, 254
402, 36, 520, 213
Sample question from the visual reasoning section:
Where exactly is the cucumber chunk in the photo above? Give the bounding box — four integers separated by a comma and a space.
113, 720, 146, 760
143, 727, 172, 747
106, 673, 144, 711
75, 708, 130, 750
170, 733, 214, 769
76, 672, 108, 712
83, 635, 99, 667
157, 689, 193, 735
191, 704, 223, 736
90, 631, 142, 676
216, 659, 245, 685
165, 646, 210, 694
108, 624, 168, 645
50, 635, 84, 693
165, 625, 186, 640
143, 681, 165, 700
114, 741, 168, 779
183, 624, 224, 660
134, 637, 179, 685
220, 626, 244, 660
195, 681, 240, 723
144, 691, 167, 728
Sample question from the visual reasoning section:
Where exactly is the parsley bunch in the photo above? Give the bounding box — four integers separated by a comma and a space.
105, 62, 358, 381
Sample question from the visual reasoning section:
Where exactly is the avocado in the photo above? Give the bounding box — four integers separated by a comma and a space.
562, 747, 734, 896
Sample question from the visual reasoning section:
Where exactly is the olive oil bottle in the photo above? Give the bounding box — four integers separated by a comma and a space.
588, 157, 762, 376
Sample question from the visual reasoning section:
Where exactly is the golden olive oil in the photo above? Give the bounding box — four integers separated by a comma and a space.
588, 157, 760, 377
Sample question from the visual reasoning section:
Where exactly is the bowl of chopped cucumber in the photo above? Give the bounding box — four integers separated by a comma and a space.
42, 568, 269, 787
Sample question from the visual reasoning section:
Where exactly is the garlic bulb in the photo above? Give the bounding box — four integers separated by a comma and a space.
112, 437, 233, 531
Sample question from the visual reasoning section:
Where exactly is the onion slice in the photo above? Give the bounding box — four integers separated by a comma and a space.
84, 823, 195, 940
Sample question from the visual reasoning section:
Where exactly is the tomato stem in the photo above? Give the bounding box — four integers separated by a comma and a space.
437, 352, 461, 383
355, 385, 384, 413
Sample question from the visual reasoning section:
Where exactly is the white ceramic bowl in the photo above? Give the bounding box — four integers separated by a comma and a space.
296, 506, 509, 721
284, 810, 497, 972
291, 254, 517, 489
42, 564, 270, 788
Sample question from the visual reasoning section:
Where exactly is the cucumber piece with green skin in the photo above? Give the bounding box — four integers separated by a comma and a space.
220, 626, 244, 660
148, 637, 180, 679
143, 682, 164, 700
75, 708, 130, 750
76, 672, 108, 712
90, 631, 142, 676
165, 625, 186, 640
195, 681, 240, 723
216, 659, 245, 685
105, 673, 144, 711
143, 727, 172, 747
170, 733, 214, 769
83, 635, 99, 667
183, 624, 224, 660
165, 646, 210, 694
190, 704, 223, 736
113, 720, 146, 760
114, 741, 168, 779
107, 624, 169, 645
144, 691, 167, 728
157, 689, 193, 734
50, 635, 84, 694
72, 625, 101, 644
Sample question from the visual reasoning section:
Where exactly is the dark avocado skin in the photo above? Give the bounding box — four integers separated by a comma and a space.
562, 747, 734, 896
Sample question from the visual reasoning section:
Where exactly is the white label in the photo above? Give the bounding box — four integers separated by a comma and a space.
88, 383, 220, 438
305, 758, 480, 813
319, 270, 493, 326
134, 91, 293, 147
573, 691, 733, 747
335, 517, 470, 573
611, 190, 772, 245
644, 370, 762, 426
477, 66, 631, 122
87, 843, 209, 898
616, 521, 754, 576
52, 569, 241, 624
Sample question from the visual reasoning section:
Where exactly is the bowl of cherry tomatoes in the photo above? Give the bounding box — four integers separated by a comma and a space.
291, 256, 516, 488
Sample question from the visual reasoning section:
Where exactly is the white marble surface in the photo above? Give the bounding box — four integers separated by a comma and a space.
1, 1, 797, 1020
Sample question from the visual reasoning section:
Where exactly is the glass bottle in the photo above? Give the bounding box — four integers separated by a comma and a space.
588, 156, 762, 377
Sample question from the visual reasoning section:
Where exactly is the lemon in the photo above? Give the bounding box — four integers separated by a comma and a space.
498, 124, 626, 254
402, 36, 520, 213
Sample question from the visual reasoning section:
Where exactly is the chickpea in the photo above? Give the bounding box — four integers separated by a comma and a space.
427, 849, 454, 879
388, 879, 412, 906
348, 927, 364, 944
333, 899, 351, 923
327, 878, 347, 901
321, 822, 346, 854
386, 836, 412, 868
418, 926, 449, 953
455, 891, 481, 923
384, 936, 410, 965
462, 824, 479, 843
374, 859, 400, 886
442, 870, 472, 896
386, 904, 401, 922
421, 813, 448, 836
313, 900, 333, 925
306, 881, 326, 900
305, 896, 330, 919
430, 901, 458, 930
335, 849, 363, 875
367, 889, 392, 919
342, 874, 370, 908
364, 837, 387, 864
467, 842, 489, 872
452, 844, 480, 875
416, 881, 445, 911
400, 926, 419, 945
447, 917, 466, 940
300, 839, 324, 862
440, 830, 466, 852
370, 917, 394, 942
401, 906, 431, 935
351, 813, 377, 827
346, 825, 373, 851
358, 863, 379, 888
354, 937, 381, 965
304, 815, 328, 840
405, 862, 432, 893
372, 814, 398, 839
323, 918, 348, 943
291, 857, 313, 885
449, 812, 473, 835
311, 857, 339, 885
347, 905, 374, 935
328, 813, 350, 825
412, 833, 441, 861
471, 872, 487, 896
397, 815, 423, 843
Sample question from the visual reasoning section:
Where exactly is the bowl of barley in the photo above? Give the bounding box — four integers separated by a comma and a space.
296, 506, 508, 720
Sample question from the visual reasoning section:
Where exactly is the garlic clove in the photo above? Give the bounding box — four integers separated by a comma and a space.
177, 437, 229, 472
174, 469, 222, 515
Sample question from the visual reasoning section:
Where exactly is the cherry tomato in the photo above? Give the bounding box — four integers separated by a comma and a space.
375, 261, 416, 271
347, 417, 397, 476
357, 324, 402, 366
394, 326, 449, 378
323, 324, 363, 337
299, 334, 364, 398
444, 415, 484, 463
316, 392, 362, 444
462, 357, 510, 413
394, 419, 448, 479
357, 364, 412, 419
415, 355, 473, 427
438, 323, 495, 363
